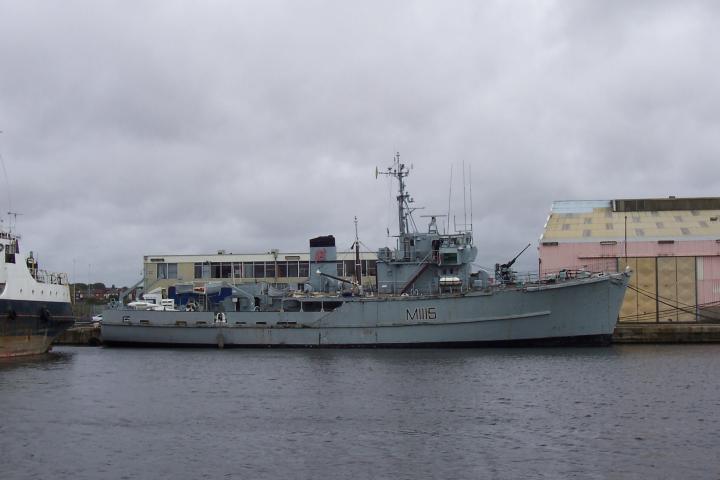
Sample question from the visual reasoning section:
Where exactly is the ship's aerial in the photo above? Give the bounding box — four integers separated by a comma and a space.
102, 154, 632, 347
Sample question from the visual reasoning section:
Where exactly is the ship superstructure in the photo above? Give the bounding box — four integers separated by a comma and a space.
374, 156, 478, 295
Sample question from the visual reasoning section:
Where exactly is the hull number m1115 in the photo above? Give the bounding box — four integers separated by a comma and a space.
406, 307, 436, 321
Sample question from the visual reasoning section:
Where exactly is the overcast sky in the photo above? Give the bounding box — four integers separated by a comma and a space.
1, 0, 719, 286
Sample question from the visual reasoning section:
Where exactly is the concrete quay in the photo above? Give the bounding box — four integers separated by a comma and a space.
54, 324, 102, 346
613, 323, 720, 343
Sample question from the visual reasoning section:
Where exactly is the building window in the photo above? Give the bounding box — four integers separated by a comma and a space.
562, 224, 570, 231
194, 263, 202, 278
299, 261, 309, 277
243, 263, 253, 278
210, 263, 233, 278
265, 262, 276, 278
656, 222, 664, 229
233, 263, 242, 278
606, 223, 614, 230
277, 262, 288, 277
254, 262, 265, 278
344, 260, 356, 277
221, 263, 232, 278
584, 218, 592, 224
211, 263, 222, 278
635, 228, 645, 236
156, 263, 177, 279
681, 227, 691, 235
364, 260, 377, 276
674, 216, 683, 222
337, 262, 344, 276
287, 261, 299, 277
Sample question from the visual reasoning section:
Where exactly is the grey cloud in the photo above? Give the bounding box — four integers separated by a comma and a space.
1, 0, 719, 285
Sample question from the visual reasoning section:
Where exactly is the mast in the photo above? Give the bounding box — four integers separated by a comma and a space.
354, 216, 362, 285
378, 152, 411, 236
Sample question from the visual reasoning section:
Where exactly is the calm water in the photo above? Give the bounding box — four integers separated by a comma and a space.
1, 345, 719, 480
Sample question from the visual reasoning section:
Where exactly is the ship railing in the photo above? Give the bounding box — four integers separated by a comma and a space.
30, 269, 69, 285
509, 265, 621, 286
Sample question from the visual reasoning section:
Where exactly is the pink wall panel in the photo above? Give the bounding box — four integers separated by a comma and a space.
698, 256, 720, 308
540, 240, 720, 274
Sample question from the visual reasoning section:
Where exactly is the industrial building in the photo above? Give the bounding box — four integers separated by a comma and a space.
142, 247, 378, 294
539, 198, 720, 323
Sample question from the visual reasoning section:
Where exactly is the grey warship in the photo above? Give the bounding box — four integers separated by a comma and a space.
102, 155, 631, 347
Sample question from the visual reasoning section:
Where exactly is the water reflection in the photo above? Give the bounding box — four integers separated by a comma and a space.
0, 349, 74, 373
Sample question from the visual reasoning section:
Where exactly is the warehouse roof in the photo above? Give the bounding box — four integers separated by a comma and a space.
541, 198, 720, 243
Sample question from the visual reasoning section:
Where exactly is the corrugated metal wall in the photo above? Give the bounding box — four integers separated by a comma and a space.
618, 256, 697, 323
697, 256, 720, 321
638, 258, 658, 322
657, 257, 678, 322
656, 257, 696, 322
618, 258, 639, 322
677, 257, 696, 322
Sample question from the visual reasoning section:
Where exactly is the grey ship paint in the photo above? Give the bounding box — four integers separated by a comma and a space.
102, 155, 631, 347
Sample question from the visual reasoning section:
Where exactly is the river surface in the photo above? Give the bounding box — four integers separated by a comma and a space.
1, 345, 719, 480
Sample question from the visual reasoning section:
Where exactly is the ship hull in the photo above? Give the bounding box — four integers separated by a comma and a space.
102, 272, 629, 348
0, 299, 75, 357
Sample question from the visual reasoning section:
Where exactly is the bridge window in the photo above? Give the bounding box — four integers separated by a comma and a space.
442, 252, 458, 264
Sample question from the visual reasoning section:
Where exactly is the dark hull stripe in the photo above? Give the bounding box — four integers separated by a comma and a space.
0, 299, 73, 316
0, 299, 74, 350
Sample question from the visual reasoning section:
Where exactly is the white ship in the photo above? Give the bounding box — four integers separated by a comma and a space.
1, 228, 74, 357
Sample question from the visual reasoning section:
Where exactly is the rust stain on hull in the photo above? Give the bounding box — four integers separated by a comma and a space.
0, 334, 54, 358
